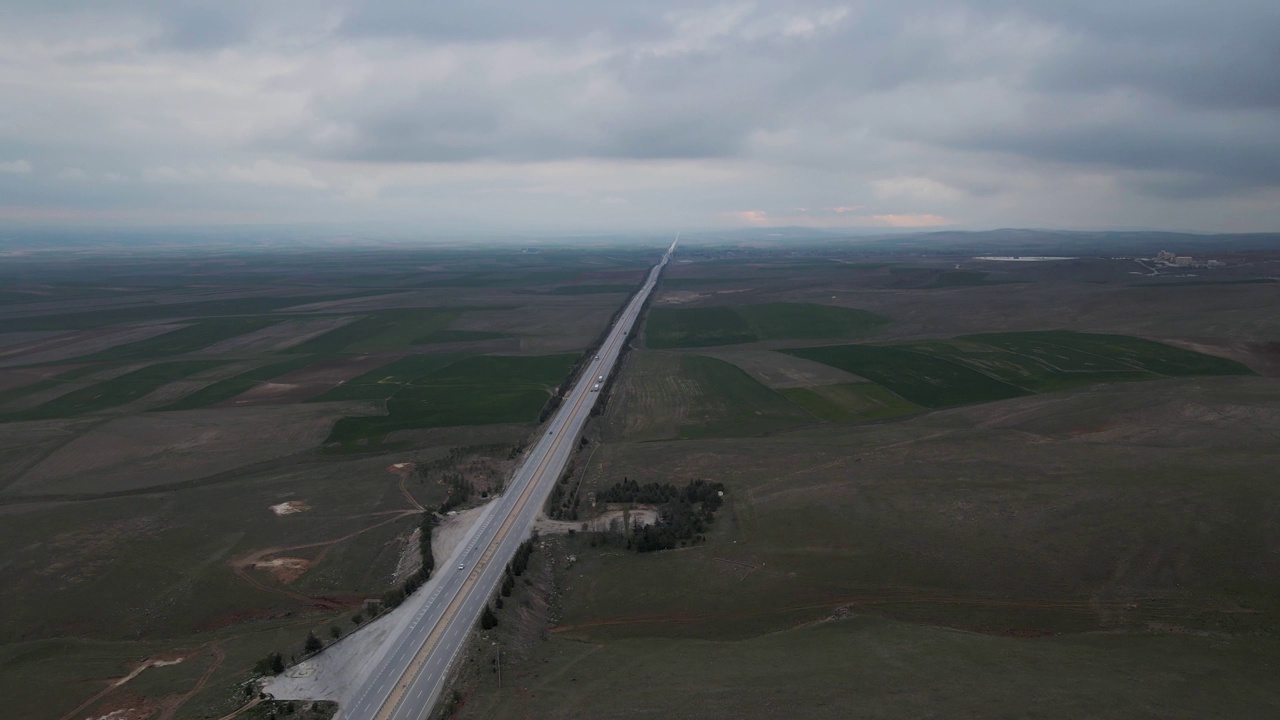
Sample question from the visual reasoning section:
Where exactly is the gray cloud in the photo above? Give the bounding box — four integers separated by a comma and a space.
0, 0, 1277, 232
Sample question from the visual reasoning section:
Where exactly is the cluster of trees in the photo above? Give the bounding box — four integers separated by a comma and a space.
438, 475, 473, 514
420, 443, 512, 498
598, 478, 724, 509
254, 652, 285, 676
547, 453, 585, 520
382, 510, 438, 611
510, 536, 536, 576
419, 512, 437, 578
479, 535, 539, 632
588, 479, 725, 553
421, 444, 509, 472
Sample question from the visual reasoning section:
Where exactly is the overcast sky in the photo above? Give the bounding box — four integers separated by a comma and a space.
1, 1, 1277, 234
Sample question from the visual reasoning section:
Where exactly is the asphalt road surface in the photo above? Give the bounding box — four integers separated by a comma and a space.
339, 238, 676, 720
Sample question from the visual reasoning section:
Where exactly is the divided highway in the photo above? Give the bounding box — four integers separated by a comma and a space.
339, 238, 677, 720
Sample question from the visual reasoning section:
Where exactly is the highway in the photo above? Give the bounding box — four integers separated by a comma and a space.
339, 237, 677, 720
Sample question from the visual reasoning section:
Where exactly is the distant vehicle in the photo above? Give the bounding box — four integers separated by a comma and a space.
592, 383, 600, 392
594, 355, 600, 360
458, 563, 465, 571
597, 374, 604, 381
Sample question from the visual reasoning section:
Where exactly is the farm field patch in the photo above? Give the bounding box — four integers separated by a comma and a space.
7, 403, 351, 496
462, 616, 1280, 720
565, 376, 1280, 644
602, 351, 813, 441
645, 302, 888, 349
154, 356, 321, 411
323, 353, 577, 450
545, 284, 636, 295
784, 344, 1027, 407
1, 360, 227, 421
410, 329, 508, 345
77, 317, 283, 362
786, 331, 1252, 407
779, 382, 920, 422
308, 354, 468, 403
284, 308, 468, 354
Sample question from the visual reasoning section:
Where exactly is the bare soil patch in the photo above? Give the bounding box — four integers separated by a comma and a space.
41, 517, 160, 588
194, 317, 358, 355
0, 324, 187, 368
9, 404, 352, 495
270, 501, 311, 516
0, 331, 61, 348
536, 508, 659, 535
656, 290, 709, 305
253, 557, 312, 585
432, 503, 492, 566
451, 301, 618, 354
698, 348, 866, 388
1158, 337, 1280, 377
392, 527, 423, 583
0, 363, 85, 393
221, 354, 403, 406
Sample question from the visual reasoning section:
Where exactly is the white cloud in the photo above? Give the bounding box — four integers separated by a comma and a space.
871, 176, 963, 203
223, 160, 327, 189
0, 159, 32, 174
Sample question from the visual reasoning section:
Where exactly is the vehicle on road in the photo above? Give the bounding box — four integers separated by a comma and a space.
592, 383, 600, 392
457, 564, 464, 571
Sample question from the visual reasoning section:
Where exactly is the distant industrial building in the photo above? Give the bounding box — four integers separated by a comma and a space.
1150, 250, 1222, 269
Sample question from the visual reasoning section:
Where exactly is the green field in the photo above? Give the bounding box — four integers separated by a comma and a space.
419, 270, 586, 288
286, 308, 469, 354
646, 303, 889, 348
603, 352, 815, 441
646, 306, 756, 348
3, 360, 226, 421
0, 292, 383, 332
658, 277, 742, 288
779, 382, 920, 422
546, 284, 636, 295
0, 364, 106, 408
785, 344, 1028, 407
78, 317, 282, 362
962, 331, 1254, 378
153, 356, 319, 411
309, 354, 468, 403
323, 353, 576, 449
1135, 278, 1277, 287
463, 615, 1280, 720
788, 332, 1253, 407
410, 329, 507, 345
